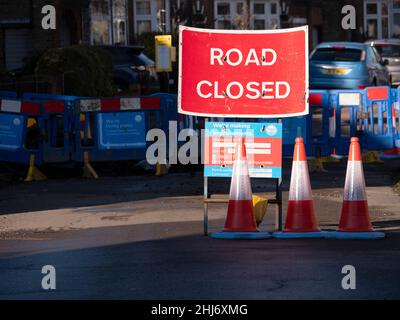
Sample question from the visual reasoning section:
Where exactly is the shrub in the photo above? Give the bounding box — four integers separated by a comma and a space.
35, 45, 116, 97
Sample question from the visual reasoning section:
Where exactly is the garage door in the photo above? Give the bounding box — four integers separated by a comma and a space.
5, 28, 33, 71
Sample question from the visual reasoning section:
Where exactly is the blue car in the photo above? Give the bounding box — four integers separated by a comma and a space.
309, 42, 390, 89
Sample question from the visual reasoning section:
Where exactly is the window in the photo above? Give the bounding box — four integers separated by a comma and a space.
254, 19, 265, 30
251, 0, 280, 29
393, 13, 400, 37
254, 3, 265, 14
113, 0, 128, 45
366, 3, 377, 14
311, 48, 363, 62
214, 0, 280, 30
133, 0, 171, 34
393, 0, 400, 38
91, 0, 111, 44
270, 2, 277, 14
91, 0, 128, 45
214, 1, 247, 29
217, 3, 230, 15
136, 1, 151, 14
367, 19, 378, 38
373, 44, 400, 57
362, 0, 399, 39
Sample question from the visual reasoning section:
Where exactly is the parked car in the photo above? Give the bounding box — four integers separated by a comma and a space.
309, 42, 390, 89
366, 39, 400, 87
96, 45, 158, 95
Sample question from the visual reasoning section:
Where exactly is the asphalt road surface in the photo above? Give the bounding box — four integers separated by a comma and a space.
0, 159, 399, 299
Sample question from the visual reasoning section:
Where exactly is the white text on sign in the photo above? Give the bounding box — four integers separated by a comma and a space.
195, 48, 290, 100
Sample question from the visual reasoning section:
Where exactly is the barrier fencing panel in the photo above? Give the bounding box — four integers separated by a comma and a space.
0, 98, 43, 165
393, 87, 400, 140
72, 97, 162, 162
22, 93, 81, 164
1, 87, 399, 169
329, 90, 363, 156
363, 86, 394, 150
309, 90, 331, 156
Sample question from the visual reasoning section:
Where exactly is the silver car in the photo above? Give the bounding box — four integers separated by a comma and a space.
366, 39, 400, 87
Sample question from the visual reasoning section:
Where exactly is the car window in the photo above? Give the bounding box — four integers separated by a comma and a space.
366, 47, 377, 64
372, 47, 383, 63
311, 48, 362, 61
373, 44, 400, 57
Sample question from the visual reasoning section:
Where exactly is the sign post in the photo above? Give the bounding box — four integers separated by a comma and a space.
178, 26, 309, 236
155, 35, 173, 93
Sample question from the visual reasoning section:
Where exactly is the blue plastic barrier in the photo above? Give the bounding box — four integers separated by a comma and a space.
72, 96, 164, 162
330, 90, 363, 156
308, 90, 331, 156
0, 98, 43, 165
22, 93, 81, 163
362, 86, 394, 150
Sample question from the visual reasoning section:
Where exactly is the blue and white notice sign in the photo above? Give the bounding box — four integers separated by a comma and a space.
204, 122, 282, 178
0, 114, 24, 150
97, 112, 146, 150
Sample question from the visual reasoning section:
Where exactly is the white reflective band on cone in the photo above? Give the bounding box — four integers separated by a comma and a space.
344, 160, 367, 201
288, 160, 313, 201
229, 159, 252, 200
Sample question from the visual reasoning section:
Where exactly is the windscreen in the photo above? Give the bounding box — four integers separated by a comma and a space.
311, 48, 363, 62
373, 44, 400, 57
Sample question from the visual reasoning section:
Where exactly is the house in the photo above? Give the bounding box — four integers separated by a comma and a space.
1, 0, 399, 73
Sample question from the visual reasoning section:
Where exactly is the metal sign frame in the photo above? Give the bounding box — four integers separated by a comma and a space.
202, 119, 283, 235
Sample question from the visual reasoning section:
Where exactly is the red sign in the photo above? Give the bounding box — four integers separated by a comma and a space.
366, 87, 389, 101
178, 26, 309, 118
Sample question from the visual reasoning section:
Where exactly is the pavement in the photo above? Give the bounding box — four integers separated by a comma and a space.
0, 159, 399, 299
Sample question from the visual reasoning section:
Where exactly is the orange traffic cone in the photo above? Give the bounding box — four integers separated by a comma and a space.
212, 138, 271, 239
328, 137, 385, 239
274, 137, 325, 238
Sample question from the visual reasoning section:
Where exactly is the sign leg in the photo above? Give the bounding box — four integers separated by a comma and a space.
275, 177, 283, 231
204, 176, 208, 236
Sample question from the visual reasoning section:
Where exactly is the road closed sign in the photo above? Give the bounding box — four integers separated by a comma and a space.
178, 26, 308, 118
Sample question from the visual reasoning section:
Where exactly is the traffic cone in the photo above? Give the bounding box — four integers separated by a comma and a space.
211, 139, 271, 239
273, 137, 325, 238
327, 137, 385, 239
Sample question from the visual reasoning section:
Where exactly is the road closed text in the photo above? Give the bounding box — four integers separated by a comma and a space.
196, 48, 290, 100
179, 26, 308, 117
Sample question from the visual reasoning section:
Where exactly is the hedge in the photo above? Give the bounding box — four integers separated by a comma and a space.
35, 46, 116, 97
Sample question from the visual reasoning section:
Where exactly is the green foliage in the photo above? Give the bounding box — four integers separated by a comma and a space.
35, 46, 116, 97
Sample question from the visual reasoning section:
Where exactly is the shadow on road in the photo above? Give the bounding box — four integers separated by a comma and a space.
0, 220, 399, 300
